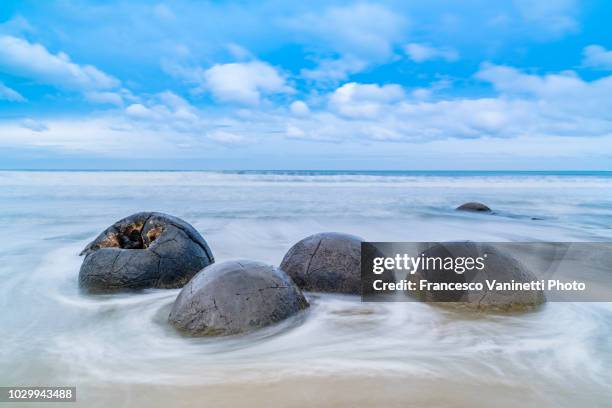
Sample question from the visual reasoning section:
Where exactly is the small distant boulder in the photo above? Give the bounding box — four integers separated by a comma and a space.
280, 232, 394, 294
408, 242, 545, 311
456, 202, 492, 213
169, 260, 309, 336
79, 212, 214, 293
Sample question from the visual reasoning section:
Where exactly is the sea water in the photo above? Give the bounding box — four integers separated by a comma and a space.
0, 171, 611, 407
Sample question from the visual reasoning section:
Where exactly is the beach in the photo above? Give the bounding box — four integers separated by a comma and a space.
1, 170, 611, 407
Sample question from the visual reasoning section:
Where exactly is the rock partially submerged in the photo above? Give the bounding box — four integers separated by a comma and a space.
408, 242, 545, 311
169, 260, 308, 336
456, 202, 492, 213
280, 232, 394, 294
79, 212, 214, 293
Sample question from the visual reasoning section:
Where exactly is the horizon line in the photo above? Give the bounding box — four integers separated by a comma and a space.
1, 169, 611, 173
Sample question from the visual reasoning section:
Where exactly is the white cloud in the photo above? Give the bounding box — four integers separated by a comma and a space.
284, 63, 612, 144
226, 43, 253, 61
20, 118, 48, 132
0, 15, 34, 36
5, 62, 612, 150
203, 61, 293, 105
288, 97, 518, 143
291, 3, 406, 82
0, 35, 119, 92
291, 3, 405, 60
125, 103, 156, 119
301, 56, 368, 83
161, 60, 205, 86
329, 82, 405, 118
286, 124, 306, 139
0, 110, 257, 156
85, 91, 124, 106
207, 130, 247, 144
411, 79, 452, 100
3, 90, 610, 167
513, 0, 578, 37
0, 116, 184, 155
405, 43, 459, 63
125, 91, 199, 126
0, 81, 25, 102
583, 45, 612, 70
158, 90, 195, 112
475, 63, 612, 112
289, 101, 310, 116
411, 88, 432, 100
2, 55, 611, 168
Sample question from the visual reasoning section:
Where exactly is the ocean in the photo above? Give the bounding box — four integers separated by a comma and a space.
0, 170, 611, 407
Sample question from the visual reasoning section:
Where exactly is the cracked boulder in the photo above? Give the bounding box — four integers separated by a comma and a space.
79, 212, 214, 293
169, 260, 309, 336
280, 232, 394, 294
408, 242, 545, 311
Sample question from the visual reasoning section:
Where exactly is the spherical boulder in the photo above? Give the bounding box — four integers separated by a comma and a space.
79, 212, 214, 293
456, 202, 492, 213
169, 260, 309, 336
280, 232, 394, 294
407, 242, 545, 311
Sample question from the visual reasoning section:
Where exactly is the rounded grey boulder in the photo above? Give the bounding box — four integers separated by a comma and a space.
169, 260, 309, 336
280, 232, 393, 294
456, 202, 491, 212
79, 212, 214, 293
408, 242, 545, 311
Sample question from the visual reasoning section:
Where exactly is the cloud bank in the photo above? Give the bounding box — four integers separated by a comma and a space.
0, 1, 609, 169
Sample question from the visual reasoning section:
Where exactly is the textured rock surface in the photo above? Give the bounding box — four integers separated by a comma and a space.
408, 242, 545, 311
456, 202, 492, 212
280, 232, 393, 294
79, 212, 214, 293
169, 260, 309, 336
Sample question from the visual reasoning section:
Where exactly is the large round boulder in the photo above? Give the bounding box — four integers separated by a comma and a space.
79, 212, 214, 293
280, 232, 394, 294
456, 202, 492, 212
407, 242, 545, 311
169, 260, 309, 336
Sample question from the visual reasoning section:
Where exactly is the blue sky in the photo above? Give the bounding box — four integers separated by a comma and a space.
0, 0, 611, 170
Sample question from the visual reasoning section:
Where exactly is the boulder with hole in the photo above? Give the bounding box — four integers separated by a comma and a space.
79, 212, 214, 293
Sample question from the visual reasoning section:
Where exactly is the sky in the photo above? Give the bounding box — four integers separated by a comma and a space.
0, 0, 611, 170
